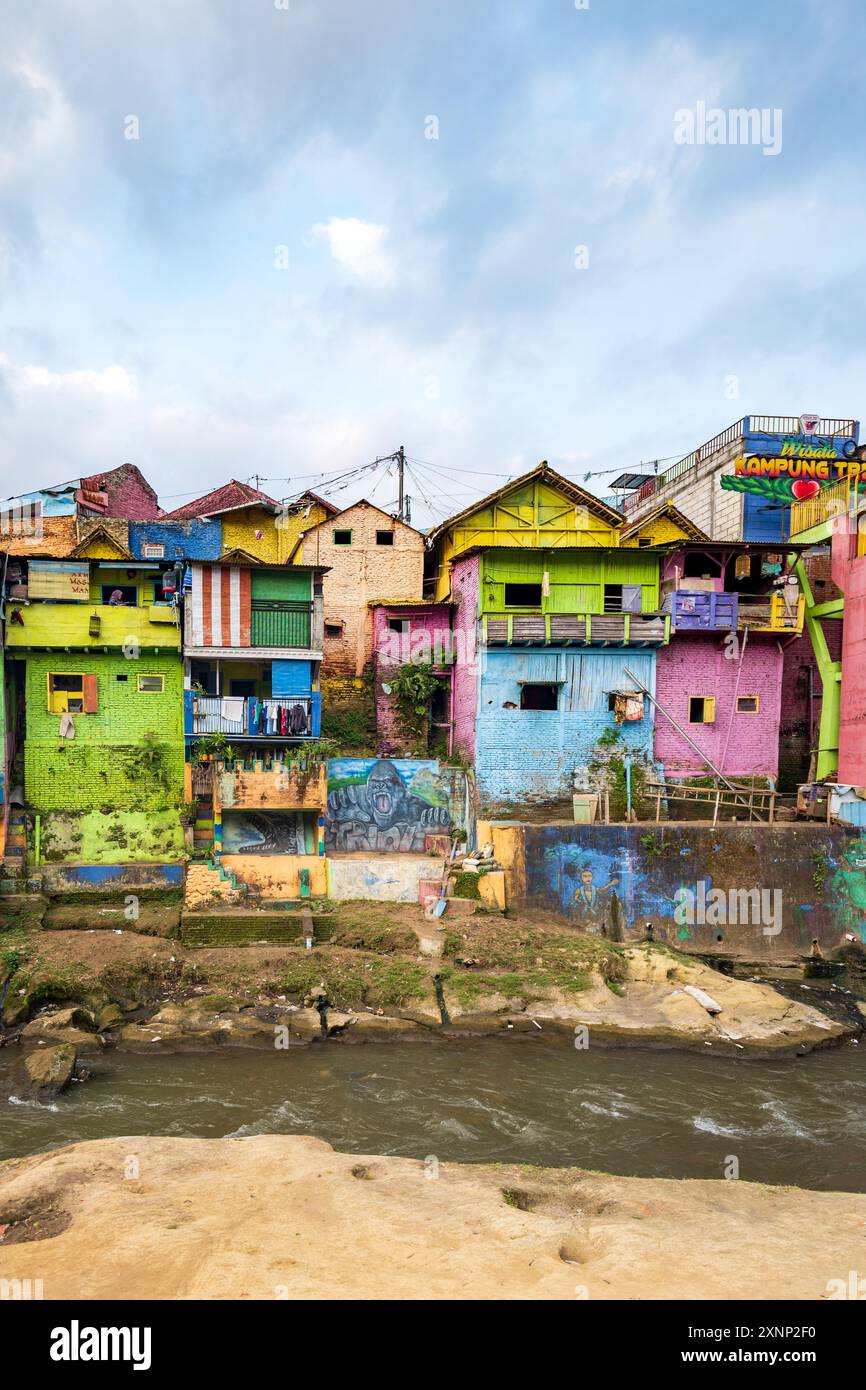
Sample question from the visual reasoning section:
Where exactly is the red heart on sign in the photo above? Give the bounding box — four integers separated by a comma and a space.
791, 479, 821, 499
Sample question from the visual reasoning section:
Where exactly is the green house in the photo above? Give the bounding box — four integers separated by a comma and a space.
5, 556, 185, 865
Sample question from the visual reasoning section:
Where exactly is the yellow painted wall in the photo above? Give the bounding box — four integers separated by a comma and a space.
220, 502, 332, 563
434, 477, 621, 600
476, 820, 525, 905
621, 516, 693, 547
219, 853, 328, 897
222, 506, 282, 563
5, 602, 181, 650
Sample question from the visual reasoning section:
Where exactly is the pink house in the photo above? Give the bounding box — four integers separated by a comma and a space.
654, 543, 805, 781
654, 636, 784, 779
371, 601, 454, 755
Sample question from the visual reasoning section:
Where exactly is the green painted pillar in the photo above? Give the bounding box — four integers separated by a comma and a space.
795, 558, 840, 780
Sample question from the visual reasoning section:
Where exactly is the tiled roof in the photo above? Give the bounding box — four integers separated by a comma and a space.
164, 479, 280, 519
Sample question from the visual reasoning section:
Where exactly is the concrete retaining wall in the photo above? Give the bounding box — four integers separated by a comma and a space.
40, 862, 184, 895
503, 821, 866, 956
327, 854, 441, 902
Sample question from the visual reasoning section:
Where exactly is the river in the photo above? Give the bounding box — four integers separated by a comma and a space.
3, 1037, 865, 1191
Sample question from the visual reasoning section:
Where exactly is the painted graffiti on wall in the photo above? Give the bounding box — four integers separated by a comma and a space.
221, 809, 313, 855
326, 758, 455, 852
524, 824, 866, 953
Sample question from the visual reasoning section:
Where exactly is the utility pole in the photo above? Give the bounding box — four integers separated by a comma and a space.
397, 445, 406, 521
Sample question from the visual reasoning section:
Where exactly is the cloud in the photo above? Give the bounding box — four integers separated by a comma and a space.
0, 356, 137, 399
312, 216, 397, 288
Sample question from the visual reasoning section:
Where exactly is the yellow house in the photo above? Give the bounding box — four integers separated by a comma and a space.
428, 461, 625, 602
165, 481, 336, 564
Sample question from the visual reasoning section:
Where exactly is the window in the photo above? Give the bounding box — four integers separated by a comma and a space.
388, 618, 410, 634
604, 583, 642, 613
504, 582, 543, 608
520, 683, 559, 711
333, 530, 352, 546
142, 542, 165, 559
47, 672, 97, 714
138, 675, 164, 693
325, 621, 344, 638
637, 537, 654, 548
101, 584, 137, 606
689, 696, 716, 724
116, 674, 129, 682
737, 695, 760, 714
376, 530, 395, 546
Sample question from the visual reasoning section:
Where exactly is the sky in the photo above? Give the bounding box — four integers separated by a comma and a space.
2, 0, 866, 527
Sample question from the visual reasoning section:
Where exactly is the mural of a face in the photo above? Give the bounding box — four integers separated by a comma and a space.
366, 760, 410, 829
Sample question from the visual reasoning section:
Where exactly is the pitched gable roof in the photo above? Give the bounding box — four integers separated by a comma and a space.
165, 479, 281, 520
427, 461, 622, 541
619, 503, 708, 544
68, 525, 133, 560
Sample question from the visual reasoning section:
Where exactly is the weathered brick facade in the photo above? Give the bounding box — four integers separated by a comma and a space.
298, 501, 425, 677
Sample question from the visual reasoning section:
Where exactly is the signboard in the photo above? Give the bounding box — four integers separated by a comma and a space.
27, 561, 90, 600
721, 433, 863, 503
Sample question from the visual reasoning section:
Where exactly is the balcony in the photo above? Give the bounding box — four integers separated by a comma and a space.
666, 591, 738, 632
482, 611, 669, 646
4, 601, 181, 651
187, 692, 321, 739
789, 477, 855, 539
737, 592, 804, 633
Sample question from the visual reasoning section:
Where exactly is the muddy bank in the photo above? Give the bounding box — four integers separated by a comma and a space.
1, 903, 861, 1060
0, 1133, 862, 1300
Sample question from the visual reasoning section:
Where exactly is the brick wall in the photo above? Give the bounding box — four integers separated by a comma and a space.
372, 603, 453, 752
216, 761, 327, 813
129, 519, 222, 561
654, 634, 783, 778
300, 503, 424, 676
451, 554, 480, 759
474, 648, 658, 806
24, 650, 184, 811
625, 438, 745, 539
83, 464, 161, 520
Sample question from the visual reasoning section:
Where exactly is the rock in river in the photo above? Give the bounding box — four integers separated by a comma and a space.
20, 1043, 78, 1100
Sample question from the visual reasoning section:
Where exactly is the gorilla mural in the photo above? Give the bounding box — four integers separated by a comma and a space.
326, 758, 453, 852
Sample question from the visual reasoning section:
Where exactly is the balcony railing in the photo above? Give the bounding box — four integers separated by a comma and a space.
249, 600, 312, 647
665, 590, 738, 632
789, 477, 858, 537
482, 611, 669, 646
4, 601, 181, 650
623, 416, 859, 517
191, 694, 318, 737
737, 592, 804, 633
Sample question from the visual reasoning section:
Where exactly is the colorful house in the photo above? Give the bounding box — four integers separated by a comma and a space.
788, 467, 866, 821
3, 552, 185, 865
653, 541, 805, 782
292, 500, 426, 680
370, 599, 454, 756
183, 558, 325, 747
428, 463, 690, 809
165, 480, 335, 565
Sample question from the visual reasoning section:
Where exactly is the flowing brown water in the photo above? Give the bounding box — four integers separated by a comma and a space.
3, 1037, 865, 1190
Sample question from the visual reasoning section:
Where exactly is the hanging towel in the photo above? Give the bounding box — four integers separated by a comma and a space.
59, 713, 76, 740
220, 697, 245, 724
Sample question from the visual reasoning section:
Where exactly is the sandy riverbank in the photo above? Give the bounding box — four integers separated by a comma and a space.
0, 1133, 863, 1300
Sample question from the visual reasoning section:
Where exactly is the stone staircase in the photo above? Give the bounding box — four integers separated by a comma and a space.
3, 809, 27, 868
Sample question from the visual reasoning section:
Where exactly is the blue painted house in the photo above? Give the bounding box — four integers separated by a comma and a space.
428, 464, 703, 810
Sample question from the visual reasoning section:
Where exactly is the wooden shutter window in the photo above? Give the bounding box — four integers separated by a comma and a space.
82, 674, 99, 713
